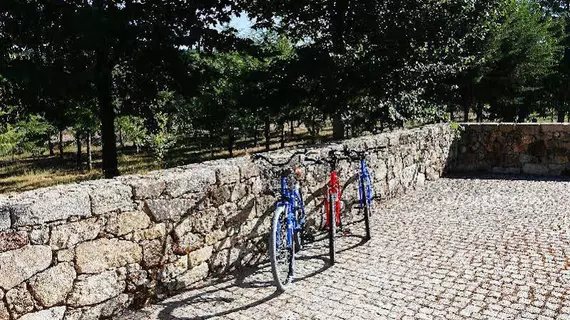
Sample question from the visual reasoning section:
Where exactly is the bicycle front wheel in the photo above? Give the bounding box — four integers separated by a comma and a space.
328, 193, 336, 265
361, 178, 371, 241
269, 205, 294, 291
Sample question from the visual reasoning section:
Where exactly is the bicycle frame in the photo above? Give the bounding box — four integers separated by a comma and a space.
324, 157, 342, 229
276, 175, 306, 249
358, 158, 374, 208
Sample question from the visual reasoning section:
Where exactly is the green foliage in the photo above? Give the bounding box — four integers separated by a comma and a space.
0, 124, 23, 158
1, 0, 570, 181
146, 113, 177, 167
115, 116, 147, 152
449, 122, 464, 138
243, 0, 507, 134
0, 0, 244, 176
69, 103, 99, 139
448, 0, 563, 122
18, 115, 55, 157
482, 0, 561, 120
0, 115, 54, 158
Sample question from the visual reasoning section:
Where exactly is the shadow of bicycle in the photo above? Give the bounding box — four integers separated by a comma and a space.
149, 247, 332, 320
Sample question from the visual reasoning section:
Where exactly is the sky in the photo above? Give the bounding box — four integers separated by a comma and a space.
228, 14, 254, 38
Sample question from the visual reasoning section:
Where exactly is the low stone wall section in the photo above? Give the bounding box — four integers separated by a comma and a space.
453, 123, 570, 176
0, 123, 455, 320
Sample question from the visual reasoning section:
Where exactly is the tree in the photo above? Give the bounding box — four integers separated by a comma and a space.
0, 124, 23, 159
115, 116, 147, 153
147, 113, 177, 167
538, 0, 570, 121
69, 103, 99, 170
244, 0, 504, 136
452, 0, 561, 122
190, 51, 261, 157
0, 0, 242, 177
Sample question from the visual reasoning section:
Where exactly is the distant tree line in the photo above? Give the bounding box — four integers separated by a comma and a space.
0, 0, 568, 177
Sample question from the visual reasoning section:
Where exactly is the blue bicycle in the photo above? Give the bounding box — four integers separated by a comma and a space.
344, 147, 385, 240
253, 151, 309, 291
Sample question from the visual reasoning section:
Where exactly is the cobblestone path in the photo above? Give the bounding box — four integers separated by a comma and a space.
119, 175, 570, 319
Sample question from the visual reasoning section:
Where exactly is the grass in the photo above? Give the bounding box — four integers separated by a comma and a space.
0, 126, 335, 194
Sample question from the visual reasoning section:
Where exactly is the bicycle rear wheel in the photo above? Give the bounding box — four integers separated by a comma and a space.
328, 193, 336, 265
269, 205, 294, 291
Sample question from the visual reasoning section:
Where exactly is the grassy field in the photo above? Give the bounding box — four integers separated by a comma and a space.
0, 126, 334, 194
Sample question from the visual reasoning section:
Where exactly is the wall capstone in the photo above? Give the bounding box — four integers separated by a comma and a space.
9, 186, 91, 227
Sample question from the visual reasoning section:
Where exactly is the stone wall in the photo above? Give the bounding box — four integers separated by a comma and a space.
0, 123, 455, 320
452, 123, 570, 176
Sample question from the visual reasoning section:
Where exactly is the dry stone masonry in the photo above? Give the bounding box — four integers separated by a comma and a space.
453, 123, 570, 176
0, 123, 455, 320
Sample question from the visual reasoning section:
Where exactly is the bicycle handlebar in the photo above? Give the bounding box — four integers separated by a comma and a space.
252, 145, 388, 167
252, 150, 308, 167
304, 149, 350, 166
343, 146, 387, 160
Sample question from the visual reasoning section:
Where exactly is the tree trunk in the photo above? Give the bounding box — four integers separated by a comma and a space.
87, 132, 93, 171
97, 48, 119, 178
290, 120, 294, 139
76, 134, 82, 169
210, 133, 215, 159
264, 116, 271, 151
227, 132, 235, 158
450, 105, 455, 122
118, 130, 124, 148
476, 103, 483, 122
332, 113, 345, 140
59, 130, 64, 159
280, 122, 285, 148
463, 102, 470, 122
48, 138, 55, 156
253, 125, 259, 147
558, 105, 565, 123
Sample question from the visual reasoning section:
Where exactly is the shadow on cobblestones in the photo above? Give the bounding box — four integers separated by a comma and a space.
154, 265, 279, 319
445, 172, 570, 182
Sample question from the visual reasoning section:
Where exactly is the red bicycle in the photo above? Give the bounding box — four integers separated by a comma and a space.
306, 149, 347, 265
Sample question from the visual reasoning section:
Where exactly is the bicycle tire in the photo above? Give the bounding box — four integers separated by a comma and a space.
328, 193, 336, 265
365, 174, 374, 214
269, 206, 294, 291
361, 177, 371, 241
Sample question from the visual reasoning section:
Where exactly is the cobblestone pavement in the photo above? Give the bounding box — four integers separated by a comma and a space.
119, 175, 570, 320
